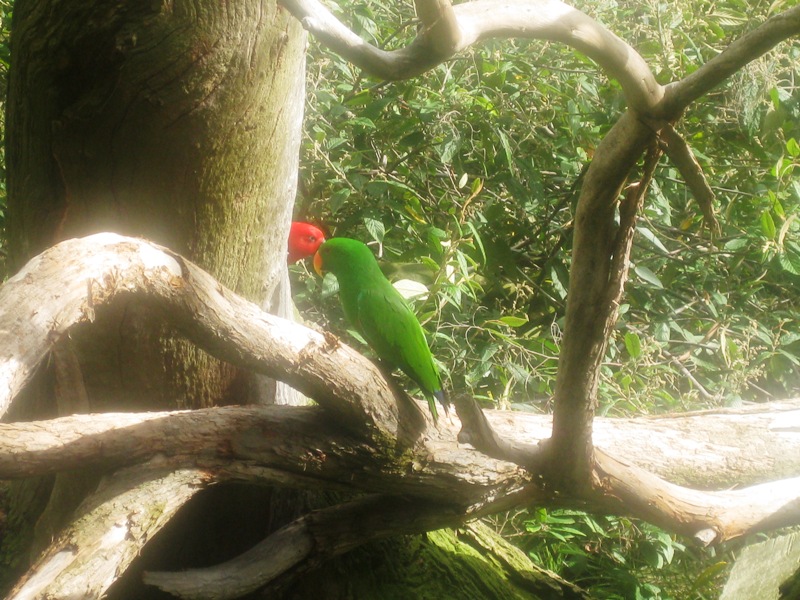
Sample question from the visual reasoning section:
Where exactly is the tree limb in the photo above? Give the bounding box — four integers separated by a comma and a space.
7, 465, 207, 600
413, 0, 461, 58
549, 111, 659, 489
604, 142, 663, 338
0, 405, 528, 506
1, 401, 799, 514
0, 233, 421, 446
663, 5, 800, 116
145, 518, 316, 600
452, 393, 545, 471
279, 0, 664, 112
592, 450, 800, 545
659, 123, 720, 233
144, 495, 463, 600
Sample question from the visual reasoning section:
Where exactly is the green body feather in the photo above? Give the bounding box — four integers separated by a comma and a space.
316, 238, 448, 421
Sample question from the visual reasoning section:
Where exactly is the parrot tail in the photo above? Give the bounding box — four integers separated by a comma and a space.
434, 389, 450, 416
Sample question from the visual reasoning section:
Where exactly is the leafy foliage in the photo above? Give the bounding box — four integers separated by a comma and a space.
496, 508, 728, 600
295, 0, 800, 413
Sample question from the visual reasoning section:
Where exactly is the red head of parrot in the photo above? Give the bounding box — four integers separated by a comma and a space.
288, 222, 326, 264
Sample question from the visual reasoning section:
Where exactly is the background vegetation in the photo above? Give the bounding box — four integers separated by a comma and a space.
0, 0, 797, 598
289, 1, 800, 597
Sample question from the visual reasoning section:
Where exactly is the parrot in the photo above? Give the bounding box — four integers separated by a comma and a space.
313, 237, 449, 422
288, 222, 326, 264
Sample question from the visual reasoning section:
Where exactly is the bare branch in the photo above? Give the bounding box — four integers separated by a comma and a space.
660, 124, 720, 233
413, 0, 461, 57
664, 6, 800, 115
145, 502, 593, 600
593, 450, 800, 545
7, 465, 206, 600
0, 406, 527, 506
144, 495, 462, 599
145, 518, 315, 600
452, 393, 545, 470
2, 402, 800, 517
280, 0, 664, 113
604, 143, 663, 331
7, 402, 797, 596
549, 111, 660, 488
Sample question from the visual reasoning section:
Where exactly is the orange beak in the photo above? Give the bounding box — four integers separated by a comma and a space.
313, 250, 324, 276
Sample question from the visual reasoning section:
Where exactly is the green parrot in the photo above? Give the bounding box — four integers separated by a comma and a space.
314, 237, 449, 422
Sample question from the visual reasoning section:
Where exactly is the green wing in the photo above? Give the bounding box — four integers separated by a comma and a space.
354, 283, 442, 399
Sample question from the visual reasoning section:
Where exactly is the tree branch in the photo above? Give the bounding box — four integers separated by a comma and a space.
0, 405, 528, 506
144, 495, 463, 600
452, 393, 545, 471
660, 124, 720, 233
1, 402, 799, 514
592, 450, 800, 545
549, 111, 659, 489
279, 0, 664, 112
0, 233, 423, 446
413, 0, 461, 57
603, 142, 662, 337
663, 6, 800, 116
7, 465, 207, 600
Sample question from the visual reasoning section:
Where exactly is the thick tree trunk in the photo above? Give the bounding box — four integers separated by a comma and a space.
2, 0, 307, 590
6, 0, 306, 408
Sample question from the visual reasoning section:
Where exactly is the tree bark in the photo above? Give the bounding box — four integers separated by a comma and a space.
6, 0, 306, 410
2, 0, 308, 589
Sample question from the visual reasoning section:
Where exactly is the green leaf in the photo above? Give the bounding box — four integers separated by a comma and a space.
349, 117, 375, 129
691, 561, 729, 592
636, 226, 670, 254
761, 210, 777, 239
392, 278, 429, 300
633, 265, 664, 289
437, 133, 461, 164
778, 250, 800, 275
465, 221, 487, 264
471, 177, 483, 196
320, 273, 339, 299
497, 129, 514, 172
550, 266, 568, 299
329, 189, 351, 214
786, 137, 800, 158
624, 332, 642, 359
364, 217, 385, 244
499, 315, 529, 328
